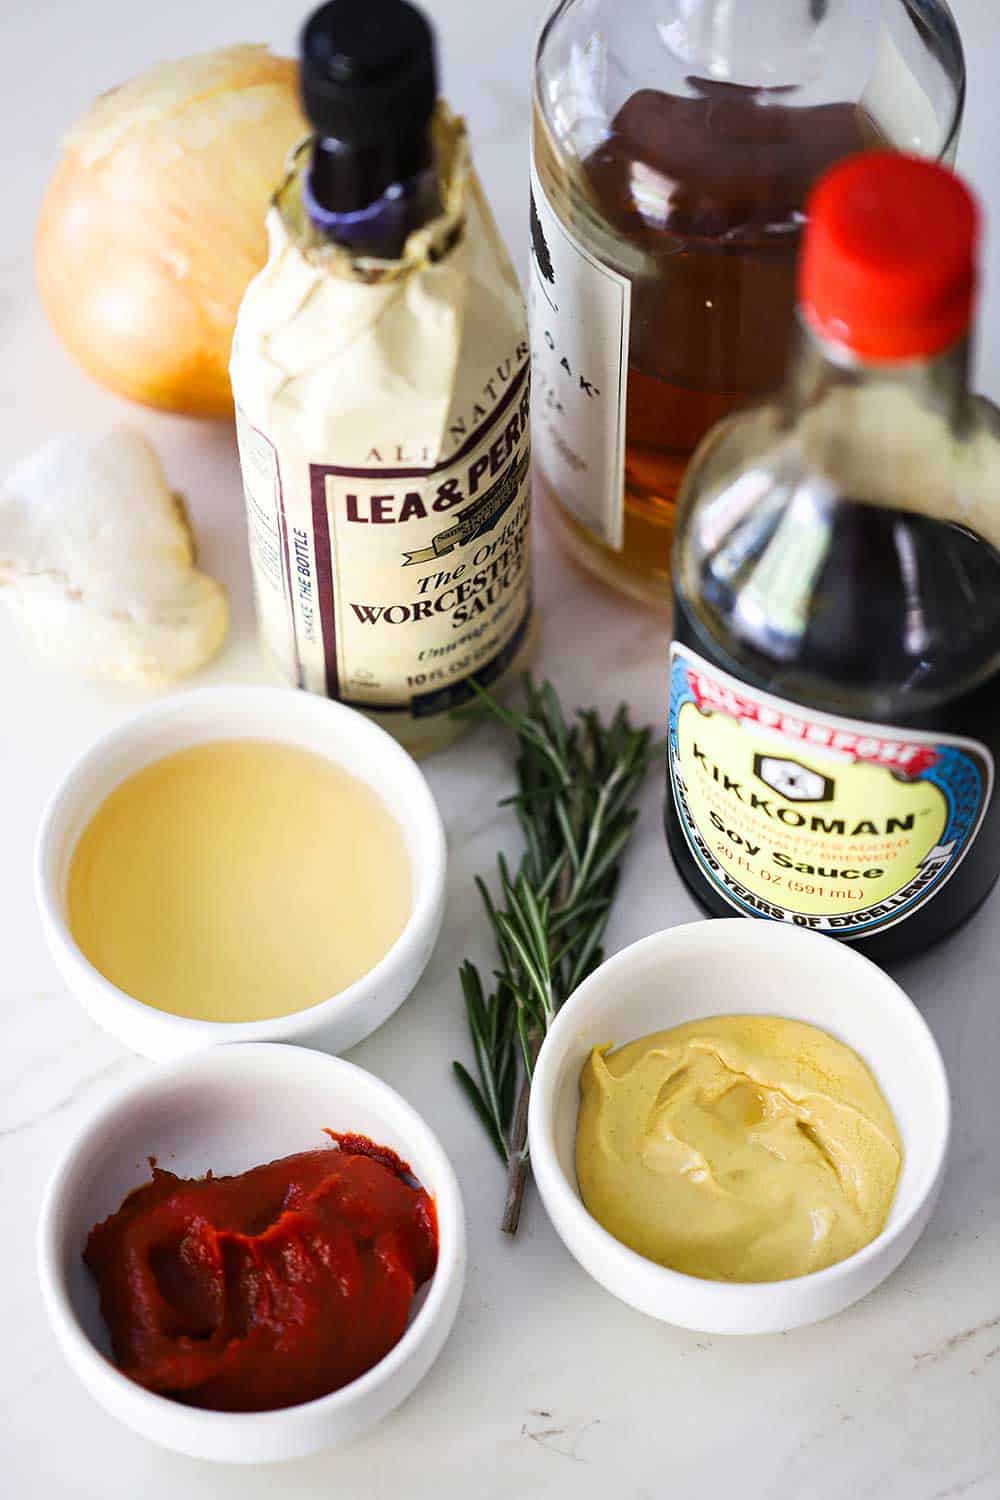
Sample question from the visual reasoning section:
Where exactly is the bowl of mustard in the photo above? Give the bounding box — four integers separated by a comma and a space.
527, 920, 950, 1335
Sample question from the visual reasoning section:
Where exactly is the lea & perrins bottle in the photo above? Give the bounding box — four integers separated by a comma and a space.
231, 0, 533, 755
666, 152, 1000, 963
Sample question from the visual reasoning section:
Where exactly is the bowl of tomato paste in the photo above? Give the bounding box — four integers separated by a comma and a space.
37, 1043, 466, 1462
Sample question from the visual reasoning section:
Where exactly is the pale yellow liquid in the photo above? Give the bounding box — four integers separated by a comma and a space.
67, 740, 412, 1022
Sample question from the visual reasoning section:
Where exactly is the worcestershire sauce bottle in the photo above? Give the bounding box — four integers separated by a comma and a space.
666, 153, 1000, 964
231, 0, 533, 756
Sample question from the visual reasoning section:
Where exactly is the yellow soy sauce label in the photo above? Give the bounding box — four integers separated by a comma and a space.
669, 643, 993, 938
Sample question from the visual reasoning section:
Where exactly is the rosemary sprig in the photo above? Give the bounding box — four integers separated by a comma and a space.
453, 676, 658, 1234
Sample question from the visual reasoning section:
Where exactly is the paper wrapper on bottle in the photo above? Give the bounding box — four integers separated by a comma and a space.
231, 108, 533, 747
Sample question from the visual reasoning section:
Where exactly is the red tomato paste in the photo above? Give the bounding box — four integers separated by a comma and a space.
84, 1134, 438, 1412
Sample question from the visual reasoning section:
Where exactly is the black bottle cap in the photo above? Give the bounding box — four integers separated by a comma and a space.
300, 0, 438, 147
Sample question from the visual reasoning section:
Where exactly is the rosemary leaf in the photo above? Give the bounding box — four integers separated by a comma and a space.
567, 904, 614, 993
584, 810, 641, 891
453, 1061, 509, 1164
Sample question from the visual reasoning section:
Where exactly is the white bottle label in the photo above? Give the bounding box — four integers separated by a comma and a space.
530, 152, 631, 550
235, 411, 301, 685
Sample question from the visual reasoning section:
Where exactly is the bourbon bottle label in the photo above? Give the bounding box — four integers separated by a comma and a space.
669, 642, 994, 939
530, 153, 630, 550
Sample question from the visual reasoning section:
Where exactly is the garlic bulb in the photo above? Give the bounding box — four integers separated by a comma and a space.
0, 429, 229, 685
36, 46, 306, 418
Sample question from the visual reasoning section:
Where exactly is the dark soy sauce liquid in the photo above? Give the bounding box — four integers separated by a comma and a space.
667, 501, 1000, 964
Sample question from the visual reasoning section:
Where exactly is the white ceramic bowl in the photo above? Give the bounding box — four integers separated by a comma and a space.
35, 686, 446, 1061
528, 920, 950, 1336
37, 1042, 466, 1463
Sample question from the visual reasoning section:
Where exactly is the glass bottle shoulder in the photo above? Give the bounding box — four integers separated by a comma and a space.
535, 0, 963, 169
673, 386, 1000, 721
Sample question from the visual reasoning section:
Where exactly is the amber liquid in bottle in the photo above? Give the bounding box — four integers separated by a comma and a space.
535, 81, 880, 607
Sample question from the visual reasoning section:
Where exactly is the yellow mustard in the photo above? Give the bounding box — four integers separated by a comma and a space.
576, 1015, 902, 1283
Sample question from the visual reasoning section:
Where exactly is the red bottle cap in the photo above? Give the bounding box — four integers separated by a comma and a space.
799, 151, 979, 361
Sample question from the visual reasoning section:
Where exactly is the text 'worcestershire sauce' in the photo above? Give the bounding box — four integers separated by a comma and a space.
666, 153, 1000, 964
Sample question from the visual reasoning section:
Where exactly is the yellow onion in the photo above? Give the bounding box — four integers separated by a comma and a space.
36, 46, 307, 418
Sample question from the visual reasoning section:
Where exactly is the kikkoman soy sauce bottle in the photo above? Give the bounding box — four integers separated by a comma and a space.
666, 153, 1000, 964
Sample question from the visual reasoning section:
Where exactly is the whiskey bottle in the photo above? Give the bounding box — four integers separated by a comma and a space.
531, 0, 964, 609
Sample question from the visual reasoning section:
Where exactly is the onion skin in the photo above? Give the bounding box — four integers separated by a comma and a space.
35, 46, 307, 419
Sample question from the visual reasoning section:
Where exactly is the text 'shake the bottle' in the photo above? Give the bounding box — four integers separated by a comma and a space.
232, 0, 533, 754
530, 0, 964, 608
666, 153, 1000, 964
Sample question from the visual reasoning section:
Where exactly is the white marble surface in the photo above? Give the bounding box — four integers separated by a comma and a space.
4, 0, 1000, 1495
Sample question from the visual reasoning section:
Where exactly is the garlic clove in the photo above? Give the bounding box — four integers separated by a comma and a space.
0, 428, 229, 686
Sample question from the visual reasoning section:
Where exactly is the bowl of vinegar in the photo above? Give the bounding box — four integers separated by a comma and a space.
35, 686, 447, 1060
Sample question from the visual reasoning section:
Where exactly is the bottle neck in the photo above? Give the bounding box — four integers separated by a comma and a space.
785, 318, 972, 430
653, 0, 829, 88
305, 127, 440, 258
